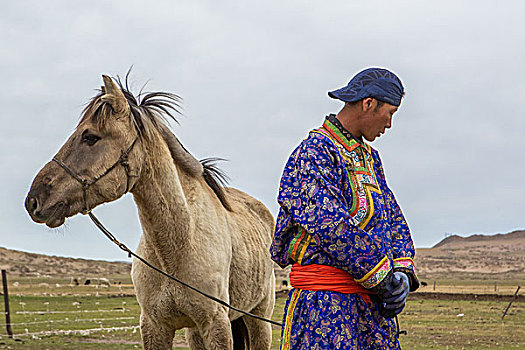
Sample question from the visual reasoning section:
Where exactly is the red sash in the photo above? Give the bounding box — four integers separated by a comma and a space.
289, 263, 373, 305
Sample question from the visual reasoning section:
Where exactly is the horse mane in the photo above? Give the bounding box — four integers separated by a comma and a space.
200, 158, 232, 211
158, 124, 233, 212
79, 75, 232, 212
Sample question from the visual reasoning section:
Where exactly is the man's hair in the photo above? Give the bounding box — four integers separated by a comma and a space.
374, 99, 385, 111
346, 98, 385, 111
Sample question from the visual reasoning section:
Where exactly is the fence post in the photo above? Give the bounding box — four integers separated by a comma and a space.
502, 285, 521, 320
1, 270, 13, 338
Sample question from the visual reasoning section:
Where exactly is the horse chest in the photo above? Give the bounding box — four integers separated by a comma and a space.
144, 284, 196, 328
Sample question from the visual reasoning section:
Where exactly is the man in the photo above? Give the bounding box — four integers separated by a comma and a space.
270, 67, 419, 350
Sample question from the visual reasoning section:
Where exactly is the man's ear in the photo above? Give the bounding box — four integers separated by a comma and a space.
362, 97, 375, 112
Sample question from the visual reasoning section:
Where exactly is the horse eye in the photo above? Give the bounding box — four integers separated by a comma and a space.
81, 131, 101, 146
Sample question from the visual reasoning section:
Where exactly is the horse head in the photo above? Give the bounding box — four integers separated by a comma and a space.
25, 75, 149, 227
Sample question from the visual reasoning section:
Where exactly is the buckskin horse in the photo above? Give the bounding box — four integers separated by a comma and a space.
25, 75, 275, 349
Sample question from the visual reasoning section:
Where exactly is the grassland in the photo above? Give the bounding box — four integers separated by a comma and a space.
0, 278, 523, 349
1, 230, 524, 348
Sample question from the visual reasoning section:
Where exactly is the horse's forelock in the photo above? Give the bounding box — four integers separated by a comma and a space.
77, 92, 107, 129
79, 80, 181, 137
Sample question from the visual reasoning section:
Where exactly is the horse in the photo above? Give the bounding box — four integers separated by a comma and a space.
25, 75, 276, 350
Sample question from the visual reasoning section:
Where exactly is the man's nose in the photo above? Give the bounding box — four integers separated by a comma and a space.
386, 117, 392, 129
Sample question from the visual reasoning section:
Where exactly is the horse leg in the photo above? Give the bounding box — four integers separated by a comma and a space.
189, 317, 251, 350
243, 283, 275, 349
185, 328, 207, 350
140, 313, 175, 350
243, 316, 272, 349
195, 310, 234, 350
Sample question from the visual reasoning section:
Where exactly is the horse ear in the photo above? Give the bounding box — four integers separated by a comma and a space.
101, 75, 129, 115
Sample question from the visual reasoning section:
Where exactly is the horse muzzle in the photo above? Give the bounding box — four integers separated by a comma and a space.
25, 188, 69, 228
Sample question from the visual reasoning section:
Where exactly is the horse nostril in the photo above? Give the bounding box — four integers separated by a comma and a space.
25, 196, 38, 214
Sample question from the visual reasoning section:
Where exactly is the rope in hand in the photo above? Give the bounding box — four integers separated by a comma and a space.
395, 315, 407, 336
88, 211, 282, 327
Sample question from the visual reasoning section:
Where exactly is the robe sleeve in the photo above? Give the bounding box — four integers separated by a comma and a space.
276, 137, 393, 290
373, 151, 419, 291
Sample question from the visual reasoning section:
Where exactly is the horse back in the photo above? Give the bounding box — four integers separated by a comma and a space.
223, 187, 274, 235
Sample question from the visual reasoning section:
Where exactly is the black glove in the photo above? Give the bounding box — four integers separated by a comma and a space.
380, 272, 410, 318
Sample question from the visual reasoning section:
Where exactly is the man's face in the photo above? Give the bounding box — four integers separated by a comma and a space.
361, 100, 398, 142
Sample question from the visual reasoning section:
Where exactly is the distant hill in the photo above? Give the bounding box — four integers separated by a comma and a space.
415, 230, 525, 280
0, 246, 131, 278
432, 230, 525, 248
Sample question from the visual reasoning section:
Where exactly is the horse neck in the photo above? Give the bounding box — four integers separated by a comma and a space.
131, 138, 197, 269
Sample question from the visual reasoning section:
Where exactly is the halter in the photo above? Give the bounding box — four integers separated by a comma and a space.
52, 137, 139, 214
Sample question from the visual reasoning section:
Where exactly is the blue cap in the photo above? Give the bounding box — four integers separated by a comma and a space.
328, 68, 404, 106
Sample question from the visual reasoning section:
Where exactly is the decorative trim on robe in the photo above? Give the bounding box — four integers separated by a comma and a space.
393, 257, 414, 270
355, 256, 392, 289
312, 123, 382, 230
288, 227, 314, 264
281, 289, 303, 350
393, 257, 419, 291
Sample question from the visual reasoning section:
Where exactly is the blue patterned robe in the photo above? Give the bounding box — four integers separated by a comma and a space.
271, 115, 419, 350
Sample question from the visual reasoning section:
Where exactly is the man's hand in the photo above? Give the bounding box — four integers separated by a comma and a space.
380, 272, 410, 318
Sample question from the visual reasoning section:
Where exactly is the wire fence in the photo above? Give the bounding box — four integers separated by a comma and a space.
14, 325, 140, 339
1, 272, 523, 346
0, 274, 143, 342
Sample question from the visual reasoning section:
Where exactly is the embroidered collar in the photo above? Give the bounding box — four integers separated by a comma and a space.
322, 114, 371, 153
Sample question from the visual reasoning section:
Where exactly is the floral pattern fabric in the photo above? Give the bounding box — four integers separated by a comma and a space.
281, 289, 400, 350
271, 115, 418, 349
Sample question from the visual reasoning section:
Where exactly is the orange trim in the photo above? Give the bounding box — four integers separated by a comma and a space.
322, 125, 361, 153
290, 264, 373, 305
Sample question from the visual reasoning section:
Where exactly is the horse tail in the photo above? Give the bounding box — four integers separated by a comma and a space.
231, 317, 249, 350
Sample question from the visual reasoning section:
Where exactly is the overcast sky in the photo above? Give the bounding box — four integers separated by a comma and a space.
1, 0, 524, 261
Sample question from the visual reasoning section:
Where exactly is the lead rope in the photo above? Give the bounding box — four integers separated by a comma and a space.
395, 315, 407, 336
54, 139, 406, 332
90, 208, 406, 333
87, 211, 282, 327
51, 140, 281, 327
